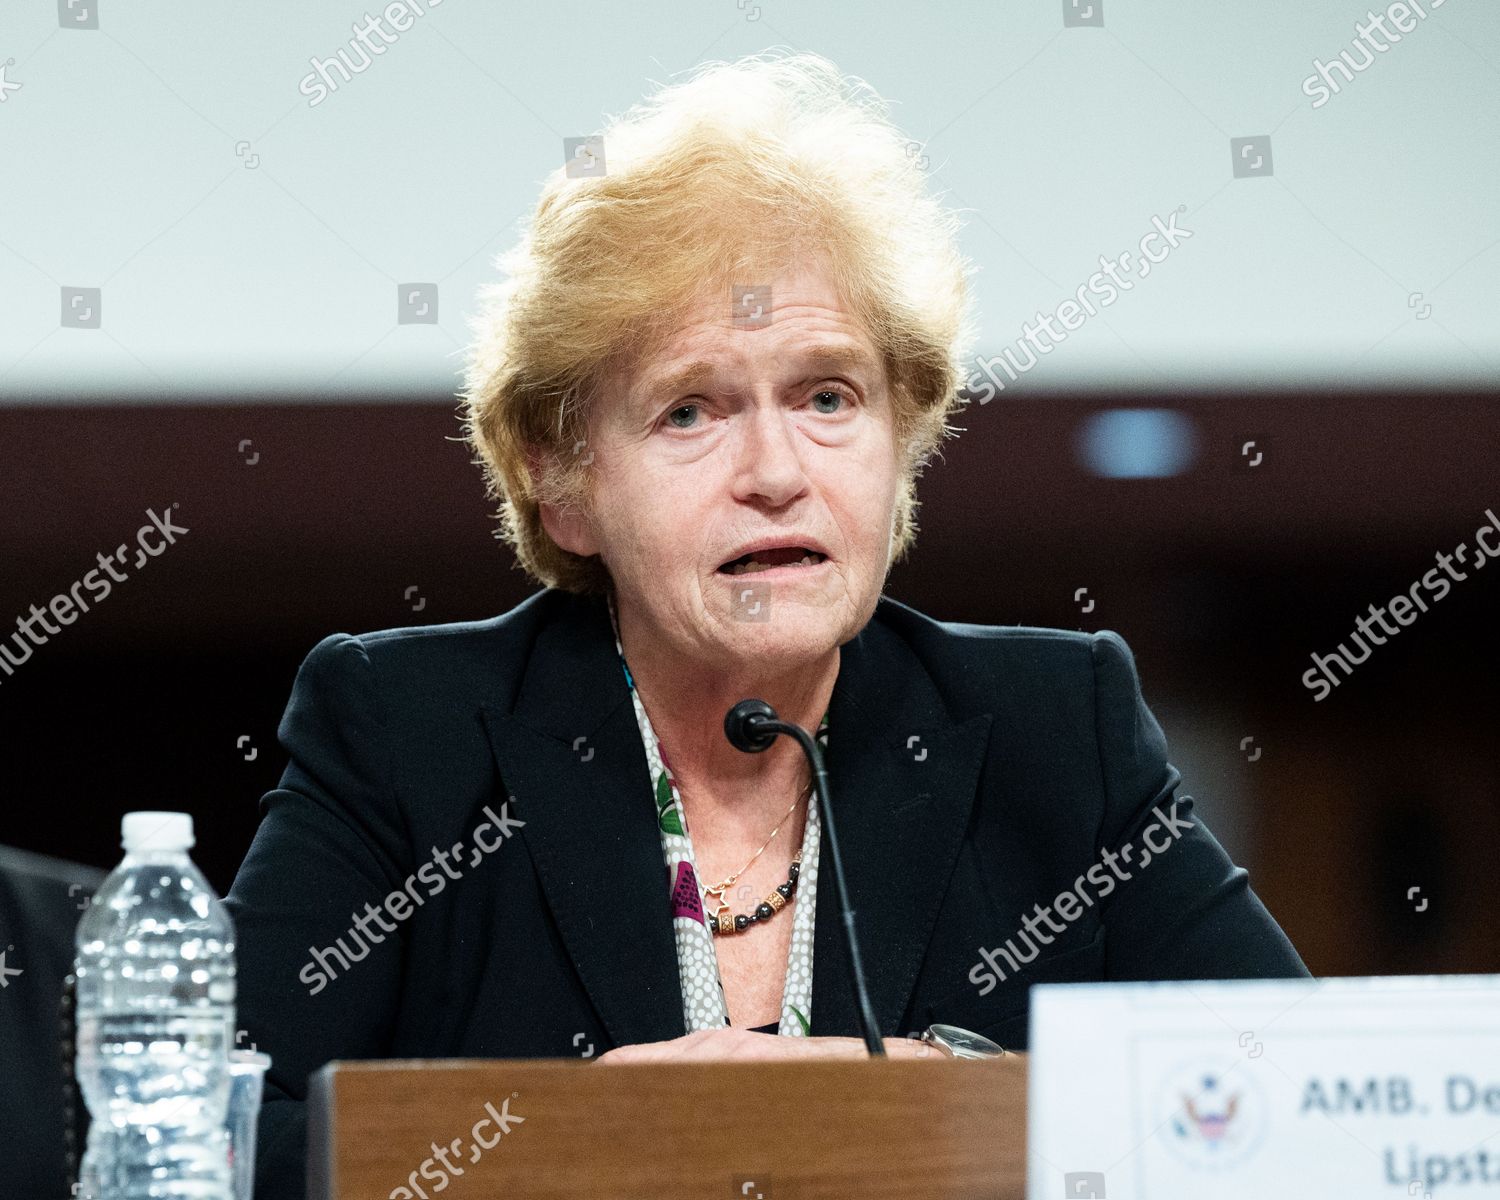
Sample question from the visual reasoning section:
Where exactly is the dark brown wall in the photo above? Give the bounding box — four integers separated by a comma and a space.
2, 387, 1496, 978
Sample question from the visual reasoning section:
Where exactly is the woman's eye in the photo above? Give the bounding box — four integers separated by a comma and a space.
662, 389, 851, 430
665, 403, 701, 429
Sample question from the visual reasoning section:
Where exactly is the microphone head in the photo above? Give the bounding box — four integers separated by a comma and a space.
724, 699, 778, 753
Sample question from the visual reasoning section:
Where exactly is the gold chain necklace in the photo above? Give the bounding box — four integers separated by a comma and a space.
699, 779, 812, 934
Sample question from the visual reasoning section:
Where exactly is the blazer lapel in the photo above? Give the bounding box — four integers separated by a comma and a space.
808, 604, 994, 1038
480, 592, 687, 1050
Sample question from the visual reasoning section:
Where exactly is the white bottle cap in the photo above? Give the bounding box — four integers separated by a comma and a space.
121, 811, 195, 853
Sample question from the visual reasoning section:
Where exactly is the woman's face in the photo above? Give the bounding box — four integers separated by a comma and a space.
542, 259, 902, 673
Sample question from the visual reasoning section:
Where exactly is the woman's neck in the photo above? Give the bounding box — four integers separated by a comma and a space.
612, 597, 839, 838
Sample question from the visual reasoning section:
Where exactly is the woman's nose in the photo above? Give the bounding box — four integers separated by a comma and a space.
730, 402, 810, 505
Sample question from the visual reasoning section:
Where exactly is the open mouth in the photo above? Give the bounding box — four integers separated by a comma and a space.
717, 546, 828, 576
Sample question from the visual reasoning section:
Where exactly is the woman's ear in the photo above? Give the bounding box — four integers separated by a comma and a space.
528, 441, 600, 558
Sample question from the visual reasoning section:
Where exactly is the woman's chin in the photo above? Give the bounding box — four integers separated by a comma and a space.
713, 562, 847, 620
707, 598, 850, 670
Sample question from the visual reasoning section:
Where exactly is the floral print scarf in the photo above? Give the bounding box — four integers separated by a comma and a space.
606, 590, 825, 1036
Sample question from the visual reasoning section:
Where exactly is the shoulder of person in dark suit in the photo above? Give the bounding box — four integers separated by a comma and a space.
0, 844, 108, 1200
226, 591, 561, 1200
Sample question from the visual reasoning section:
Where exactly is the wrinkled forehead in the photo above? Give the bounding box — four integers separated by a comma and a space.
639, 341, 879, 400
578, 249, 886, 426
603, 318, 882, 420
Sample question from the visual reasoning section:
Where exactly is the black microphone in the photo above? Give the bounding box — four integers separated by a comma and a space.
724, 699, 885, 1057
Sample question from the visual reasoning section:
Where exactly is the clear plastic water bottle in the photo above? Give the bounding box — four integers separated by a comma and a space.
75, 812, 237, 1199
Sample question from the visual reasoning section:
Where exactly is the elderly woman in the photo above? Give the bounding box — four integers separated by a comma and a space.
225, 50, 1306, 1198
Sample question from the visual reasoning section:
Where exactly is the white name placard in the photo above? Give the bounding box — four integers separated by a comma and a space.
1027, 974, 1500, 1199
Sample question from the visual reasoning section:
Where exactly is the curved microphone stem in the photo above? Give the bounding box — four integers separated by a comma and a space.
747, 711, 885, 1058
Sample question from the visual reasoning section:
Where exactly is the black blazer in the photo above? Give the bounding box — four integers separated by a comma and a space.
225, 587, 1307, 1199
0, 846, 107, 1200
